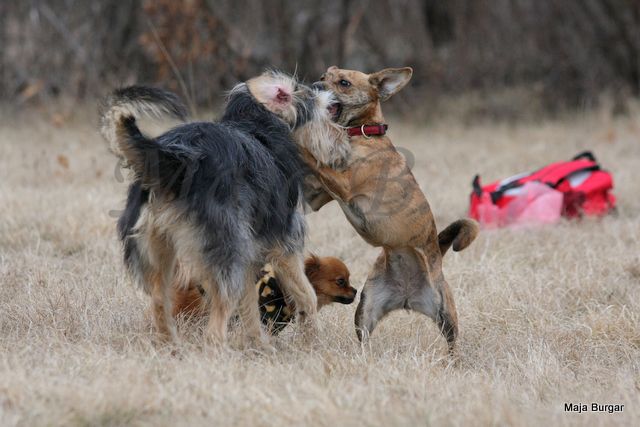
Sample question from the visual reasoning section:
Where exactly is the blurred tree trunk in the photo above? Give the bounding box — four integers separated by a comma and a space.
0, 2, 6, 97
336, 0, 353, 67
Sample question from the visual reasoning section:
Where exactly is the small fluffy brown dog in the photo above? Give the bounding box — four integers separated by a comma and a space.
300, 66, 480, 352
172, 255, 356, 333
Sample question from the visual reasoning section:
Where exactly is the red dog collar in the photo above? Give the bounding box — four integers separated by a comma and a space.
346, 124, 388, 139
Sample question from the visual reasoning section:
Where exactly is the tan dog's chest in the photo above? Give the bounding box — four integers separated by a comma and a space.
311, 138, 436, 249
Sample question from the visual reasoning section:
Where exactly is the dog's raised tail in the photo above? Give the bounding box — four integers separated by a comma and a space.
438, 219, 480, 256
99, 85, 188, 160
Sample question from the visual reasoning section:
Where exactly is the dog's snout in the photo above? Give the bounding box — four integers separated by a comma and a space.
312, 81, 326, 91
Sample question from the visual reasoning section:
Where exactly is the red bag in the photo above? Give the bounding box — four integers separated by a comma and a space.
470, 151, 616, 225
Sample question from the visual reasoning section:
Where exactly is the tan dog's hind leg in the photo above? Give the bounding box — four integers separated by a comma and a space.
148, 239, 180, 344
237, 268, 272, 351
354, 252, 402, 341
354, 280, 399, 342
436, 281, 459, 352
150, 277, 180, 343
408, 281, 458, 352
150, 271, 173, 341
204, 278, 236, 346
271, 253, 319, 332
355, 248, 459, 351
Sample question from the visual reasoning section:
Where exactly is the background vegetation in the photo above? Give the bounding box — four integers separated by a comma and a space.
2, 0, 639, 116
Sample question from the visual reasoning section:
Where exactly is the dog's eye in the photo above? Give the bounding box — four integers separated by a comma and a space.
336, 277, 347, 287
339, 79, 351, 87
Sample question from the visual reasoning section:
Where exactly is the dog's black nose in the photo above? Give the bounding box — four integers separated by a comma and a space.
311, 81, 326, 90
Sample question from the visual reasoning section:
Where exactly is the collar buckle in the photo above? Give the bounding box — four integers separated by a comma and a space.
346, 123, 388, 138
361, 124, 372, 139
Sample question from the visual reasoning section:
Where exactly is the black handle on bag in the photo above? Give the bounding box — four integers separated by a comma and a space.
572, 151, 596, 162
472, 175, 483, 197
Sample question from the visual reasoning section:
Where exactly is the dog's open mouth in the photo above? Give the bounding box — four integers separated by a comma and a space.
327, 102, 342, 122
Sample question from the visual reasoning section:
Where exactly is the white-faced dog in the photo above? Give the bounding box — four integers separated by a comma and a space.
100, 71, 346, 348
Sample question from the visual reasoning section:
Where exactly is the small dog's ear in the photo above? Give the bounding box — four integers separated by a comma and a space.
304, 254, 321, 277
369, 67, 413, 101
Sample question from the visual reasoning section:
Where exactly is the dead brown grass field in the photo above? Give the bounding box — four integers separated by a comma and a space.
0, 105, 639, 426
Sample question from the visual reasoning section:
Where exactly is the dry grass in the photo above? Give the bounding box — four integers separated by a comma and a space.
1, 105, 639, 426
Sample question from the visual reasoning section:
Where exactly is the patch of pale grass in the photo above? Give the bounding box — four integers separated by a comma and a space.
1, 107, 638, 426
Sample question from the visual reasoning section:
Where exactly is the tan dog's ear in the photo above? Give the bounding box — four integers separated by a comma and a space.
369, 67, 413, 101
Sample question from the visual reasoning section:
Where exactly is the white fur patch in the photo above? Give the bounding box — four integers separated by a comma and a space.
100, 100, 181, 161
246, 72, 298, 126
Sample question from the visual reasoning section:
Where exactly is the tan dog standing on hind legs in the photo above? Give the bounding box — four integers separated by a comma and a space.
302, 66, 479, 352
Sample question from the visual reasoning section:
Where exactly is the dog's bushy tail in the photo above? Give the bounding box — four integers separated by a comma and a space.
438, 219, 479, 256
100, 86, 200, 195
99, 85, 188, 160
